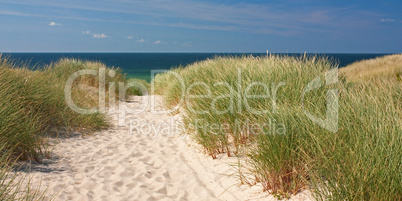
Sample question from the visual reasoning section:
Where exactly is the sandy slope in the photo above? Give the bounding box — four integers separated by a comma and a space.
16, 96, 311, 201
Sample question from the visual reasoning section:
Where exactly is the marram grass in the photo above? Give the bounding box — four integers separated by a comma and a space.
0, 56, 146, 200
155, 54, 401, 200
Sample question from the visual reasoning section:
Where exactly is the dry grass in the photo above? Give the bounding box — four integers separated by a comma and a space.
340, 54, 402, 82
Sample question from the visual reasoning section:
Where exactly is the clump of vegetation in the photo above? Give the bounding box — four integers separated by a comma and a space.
155, 54, 401, 200
155, 55, 336, 195
126, 78, 150, 96
308, 55, 402, 201
0, 56, 146, 200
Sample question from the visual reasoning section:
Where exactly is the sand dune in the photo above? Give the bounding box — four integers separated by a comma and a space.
16, 96, 311, 201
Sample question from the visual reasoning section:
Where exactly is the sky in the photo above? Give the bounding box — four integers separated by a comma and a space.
0, 0, 401, 53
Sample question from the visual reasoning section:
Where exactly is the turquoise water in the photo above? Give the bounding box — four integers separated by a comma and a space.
2, 53, 390, 82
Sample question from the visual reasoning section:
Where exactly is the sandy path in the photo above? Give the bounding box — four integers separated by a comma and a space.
16, 96, 311, 201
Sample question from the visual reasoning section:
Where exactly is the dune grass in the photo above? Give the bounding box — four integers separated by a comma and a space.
310, 55, 402, 200
0, 56, 148, 159
307, 80, 401, 200
154, 54, 401, 200
0, 58, 112, 161
0, 56, 146, 200
339, 54, 402, 82
126, 78, 150, 96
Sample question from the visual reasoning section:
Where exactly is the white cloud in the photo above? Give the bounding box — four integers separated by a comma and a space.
93, 33, 109, 38
82, 31, 109, 38
380, 18, 395, 22
49, 21, 61, 26
127, 36, 133, 39
1, 0, 387, 36
154, 40, 161, 44
137, 38, 145, 42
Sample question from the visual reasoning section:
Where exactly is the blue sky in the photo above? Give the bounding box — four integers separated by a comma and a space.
0, 0, 401, 53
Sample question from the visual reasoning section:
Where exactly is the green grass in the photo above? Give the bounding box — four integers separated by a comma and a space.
125, 72, 153, 83
155, 54, 401, 200
126, 78, 150, 96
0, 56, 147, 200
308, 57, 402, 200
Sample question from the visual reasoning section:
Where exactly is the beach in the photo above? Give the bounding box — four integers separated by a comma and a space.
1, 0, 401, 199
15, 95, 312, 201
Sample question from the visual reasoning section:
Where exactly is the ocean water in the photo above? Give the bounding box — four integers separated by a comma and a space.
2, 53, 390, 82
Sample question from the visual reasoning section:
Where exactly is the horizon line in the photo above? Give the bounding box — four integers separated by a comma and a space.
1, 51, 399, 54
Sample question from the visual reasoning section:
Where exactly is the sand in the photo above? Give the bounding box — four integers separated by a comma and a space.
15, 95, 312, 201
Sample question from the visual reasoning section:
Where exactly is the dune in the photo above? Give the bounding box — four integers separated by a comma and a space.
339, 54, 402, 82
15, 95, 312, 201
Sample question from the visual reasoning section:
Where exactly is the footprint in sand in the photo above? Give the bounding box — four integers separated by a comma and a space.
14, 96, 300, 201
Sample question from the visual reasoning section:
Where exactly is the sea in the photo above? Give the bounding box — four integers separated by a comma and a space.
1, 53, 391, 82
